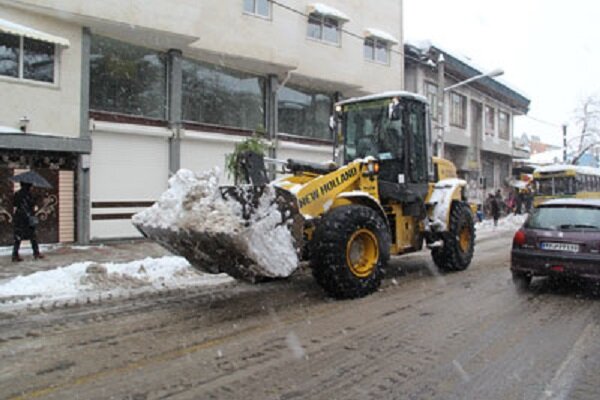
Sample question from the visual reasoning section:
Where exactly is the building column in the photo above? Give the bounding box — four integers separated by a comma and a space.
266, 75, 279, 178
167, 49, 183, 176
77, 27, 91, 244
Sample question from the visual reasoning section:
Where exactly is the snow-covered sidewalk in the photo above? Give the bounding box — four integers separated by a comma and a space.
0, 256, 232, 311
475, 213, 527, 241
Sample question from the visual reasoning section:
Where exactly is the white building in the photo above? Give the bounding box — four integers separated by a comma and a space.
0, 0, 404, 243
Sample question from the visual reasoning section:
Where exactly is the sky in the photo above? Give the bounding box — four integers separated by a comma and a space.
404, 0, 600, 147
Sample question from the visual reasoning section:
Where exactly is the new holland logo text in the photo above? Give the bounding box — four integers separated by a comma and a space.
298, 167, 358, 208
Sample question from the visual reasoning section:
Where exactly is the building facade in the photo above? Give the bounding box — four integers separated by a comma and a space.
404, 41, 530, 206
0, 0, 404, 243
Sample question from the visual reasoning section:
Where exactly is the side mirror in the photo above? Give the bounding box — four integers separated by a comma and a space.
389, 101, 401, 121
329, 114, 337, 134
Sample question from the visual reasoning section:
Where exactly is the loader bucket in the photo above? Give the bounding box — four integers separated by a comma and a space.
133, 180, 304, 282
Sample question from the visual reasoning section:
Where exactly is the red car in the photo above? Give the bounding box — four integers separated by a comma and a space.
511, 198, 600, 289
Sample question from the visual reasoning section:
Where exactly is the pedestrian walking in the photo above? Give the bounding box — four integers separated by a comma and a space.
12, 182, 45, 262
9, 171, 52, 262
489, 193, 500, 227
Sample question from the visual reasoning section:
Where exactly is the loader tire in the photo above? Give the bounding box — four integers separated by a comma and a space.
431, 201, 475, 272
311, 205, 390, 299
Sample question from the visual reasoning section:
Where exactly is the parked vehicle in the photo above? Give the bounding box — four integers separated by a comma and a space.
511, 198, 600, 289
532, 164, 600, 207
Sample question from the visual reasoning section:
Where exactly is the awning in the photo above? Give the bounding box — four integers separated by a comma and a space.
364, 28, 399, 45
307, 3, 350, 22
0, 17, 70, 47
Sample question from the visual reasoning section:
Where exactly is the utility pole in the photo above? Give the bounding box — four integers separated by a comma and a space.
562, 124, 567, 163
436, 53, 445, 158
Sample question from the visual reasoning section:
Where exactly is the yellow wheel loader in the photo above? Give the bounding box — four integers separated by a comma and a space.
135, 91, 475, 299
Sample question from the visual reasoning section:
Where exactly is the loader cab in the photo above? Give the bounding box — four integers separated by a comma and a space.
339, 92, 432, 200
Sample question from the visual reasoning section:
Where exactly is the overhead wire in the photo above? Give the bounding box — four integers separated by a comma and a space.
270, 0, 562, 129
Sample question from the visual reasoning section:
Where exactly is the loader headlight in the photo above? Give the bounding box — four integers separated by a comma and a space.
367, 161, 379, 174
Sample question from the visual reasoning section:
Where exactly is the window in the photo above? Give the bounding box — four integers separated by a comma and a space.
307, 14, 340, 45
278, 85, 332, 140
499, 111, 510, 140
0, 32, 55, 83
243, 0, 270, 18
364, 38, 389, 64
90, 35, 167, 119
407, 103, 428, 183
182, 59, 266, 131
499, 159, 510, 186
482, 158, 494, 188
485, 105, 495, 136
424, 82, 438, 119
449, 92, 466, 128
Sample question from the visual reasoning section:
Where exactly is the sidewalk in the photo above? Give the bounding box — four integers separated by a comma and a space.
0, 240, 169, 281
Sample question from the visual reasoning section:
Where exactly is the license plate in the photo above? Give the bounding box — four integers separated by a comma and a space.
540, 242, 579, 253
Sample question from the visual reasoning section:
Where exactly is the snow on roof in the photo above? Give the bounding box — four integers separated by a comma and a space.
534, 164, 600, 177
0, 17, 70, 47
0, 125, 21, 134
526, 149, 565, 165
307, 3, 350, 22
336, 91, 428, 106
364, 28, 398, 45
405, 38, 530, 100
541, 198, 600, 208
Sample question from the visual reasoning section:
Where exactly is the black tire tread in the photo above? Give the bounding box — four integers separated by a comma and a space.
310, 205, 391, 299
431, 201, 475, 272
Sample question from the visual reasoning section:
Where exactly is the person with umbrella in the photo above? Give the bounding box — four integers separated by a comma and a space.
10, 171, 51, 262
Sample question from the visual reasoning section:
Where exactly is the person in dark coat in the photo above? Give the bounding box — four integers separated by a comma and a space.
489, 193, 501, 227
12, 183, 44, 262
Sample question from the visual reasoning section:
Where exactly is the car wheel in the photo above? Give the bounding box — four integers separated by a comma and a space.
512, 271, 532, 291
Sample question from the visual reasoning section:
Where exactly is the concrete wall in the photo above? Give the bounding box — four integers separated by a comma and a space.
0, 6, 81, 137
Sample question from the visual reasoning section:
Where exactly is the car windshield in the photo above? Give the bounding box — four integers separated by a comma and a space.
526, 205, 600, 230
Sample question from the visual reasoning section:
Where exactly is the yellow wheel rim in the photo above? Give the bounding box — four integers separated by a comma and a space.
459, 225, 471, 253
346, 229, 379, 278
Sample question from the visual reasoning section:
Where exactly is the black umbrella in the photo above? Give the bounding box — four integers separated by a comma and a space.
10, 171, 52, 189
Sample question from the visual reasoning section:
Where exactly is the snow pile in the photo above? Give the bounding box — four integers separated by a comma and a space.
475, 213, 527, 239
132, 168, 240, 232
0, 256, 232, 310
132, 169, 299, 279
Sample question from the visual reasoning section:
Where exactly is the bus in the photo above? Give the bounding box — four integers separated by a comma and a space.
533, 164, 600, 206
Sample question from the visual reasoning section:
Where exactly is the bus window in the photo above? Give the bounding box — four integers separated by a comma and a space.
537, 179, 554, 195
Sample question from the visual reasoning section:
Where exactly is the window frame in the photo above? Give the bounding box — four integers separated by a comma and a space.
363, 37, 390, 65
243, 0, 271, 19
181, 57, 267, 132
449, 91, 467, 128
424, 81, 438, 120
277, 84, 334, 141
498, 110, 510, 140
0, 32, 59, 86
307, 13, 342, 46
485, 105, 495, 136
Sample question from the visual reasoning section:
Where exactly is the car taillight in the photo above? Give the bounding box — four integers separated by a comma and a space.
513, 230, 526, 248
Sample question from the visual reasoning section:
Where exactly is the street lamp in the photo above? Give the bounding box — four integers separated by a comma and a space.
443, 68, 504, 93
436, 62, 504, 158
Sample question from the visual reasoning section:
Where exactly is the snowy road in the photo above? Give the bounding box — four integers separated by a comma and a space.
2, 231, 600, 399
